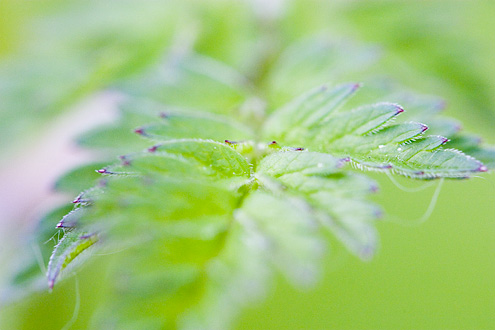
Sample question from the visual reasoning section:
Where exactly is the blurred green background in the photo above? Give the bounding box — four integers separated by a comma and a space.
0, 0, 494, 329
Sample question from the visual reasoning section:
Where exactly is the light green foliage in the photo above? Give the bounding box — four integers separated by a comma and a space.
137, 111, 254, 143
39, 44, 491, 329
2, 1, 494, 330
47, 230, 97, 289
0, 0, 183, 158
266, 38, 380, 107
144, 139, 252, 178
257, 151, 345, 177
257, 151, 379, 258
117, 54, 252, 114
1, 204, 72, 302
265, 83, 487, 178
54, 162, 111, 194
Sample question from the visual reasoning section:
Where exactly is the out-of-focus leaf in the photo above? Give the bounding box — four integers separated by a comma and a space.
117, 54, 252, 114
137, 111, 254, 143
255, 150, 380, 259
448, 135, 495, 170
54, 162, 111, 194
46, 230, 98, 289
266, 37, 380, 106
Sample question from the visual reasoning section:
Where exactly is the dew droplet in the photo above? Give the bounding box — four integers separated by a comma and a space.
397, 147, 402, 151
378, 145, 385, 149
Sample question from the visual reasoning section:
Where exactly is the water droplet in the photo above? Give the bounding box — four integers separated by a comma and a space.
397, 147, 402, 151
378, 145, 385, 149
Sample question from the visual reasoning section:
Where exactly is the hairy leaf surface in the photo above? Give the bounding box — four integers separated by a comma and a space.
46, 230, 98, 289
264, 84, 487, 178
36, 33, 492, 330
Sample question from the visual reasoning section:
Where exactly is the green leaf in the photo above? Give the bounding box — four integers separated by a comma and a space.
76, 100, 162, 154
18, 10, 490, 329
177, 219, 268, 330
145, 139, 252, 178
56, 206, 86, 229
448, 135, 495, 170
235, 191, 323, 284
275, 172, 378, 197
54, 161, 111, 194
108, 152, 214, 177
264, 83, 359, 138
136, 111, 254, 142
78, 97, 255, 161
80, 175, 241, 239
117, 54, 251, 114
266, 37, 380, 106
1, 204, 72, 303
312, 193, 379, 259
265, 83, 487, 178
46, 230, 98, 289
70, 175, 241, 329
256, 150, 345, 177
180, 191, 323, 330
255, 151, 380, 259
285, 102, 404, 144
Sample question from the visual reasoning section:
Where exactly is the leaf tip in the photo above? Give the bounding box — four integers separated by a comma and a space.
351, 82, 362, 91
119, 155, 131, 165
148, 145, 158, 153
478, 164, 488, 172
420, 124, 429, 133
134, 127, 145, 136
370, 184, 379, 193
436, 99, 448, 111
337, 157, 351, 168
359, 245, 376, 261
72, 196, 82, 204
